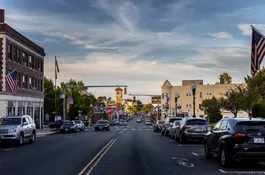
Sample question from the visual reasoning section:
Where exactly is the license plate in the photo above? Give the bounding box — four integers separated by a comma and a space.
194, 129, 202, 132
254, 138, 264, 143
65, 129, 68, 131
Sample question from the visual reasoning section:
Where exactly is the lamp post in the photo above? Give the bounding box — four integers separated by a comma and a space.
175, 93, 179, 117
89, 104, 93, 127
100, 105, 103, 120
191, 82, 197, 118
157, 104, 160, 121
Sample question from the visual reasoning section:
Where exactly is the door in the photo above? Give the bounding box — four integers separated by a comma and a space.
22, 117, 30, 137
211, 120, 228, 150
207, 120, 223, 150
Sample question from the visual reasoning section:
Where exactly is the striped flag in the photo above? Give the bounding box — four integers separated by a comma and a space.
6, 69, 18, 95
251, 26, 265, 76
67, 95, 74, 105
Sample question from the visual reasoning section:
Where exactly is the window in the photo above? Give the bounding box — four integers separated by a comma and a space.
200, 92, 202, 98
213, 120, 222, 131
8, 44, 12, 61
13, 46, 17, 62
22, 118, 26, 124
186, 104, 189, 108
186, 93, 188, 96
40, 60, 43, 72
22, 75, 28, 89
29, 77, 32, 89
17, 107, 23, 115
40, 79, 43, 92
26, 107, 33, 116
188, 93, 191, 96
29, 55, 32, 68
23, 52, 28, 67
206, 92, 212, 96
6, 107, 15, 116
17, 72, 21, 88
220, 120, 228, 130
199, 104, 202, 110
37, 79, 39, 91
34, 78, 37, 90
189, 104, 191, 108
17, 49, 21, 64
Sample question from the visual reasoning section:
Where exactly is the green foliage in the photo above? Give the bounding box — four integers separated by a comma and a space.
201, 97, 222, 123
252, 101, 265, 118
219, 72, 232, 84
127, 106, 138, 115
245, 67, 265, 99
142, 103, 153, 113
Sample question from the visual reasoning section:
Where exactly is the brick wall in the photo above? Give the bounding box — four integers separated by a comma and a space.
0, 38, 2, 90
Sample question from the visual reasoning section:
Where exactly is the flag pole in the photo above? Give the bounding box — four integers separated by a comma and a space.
55, 56, 57, 116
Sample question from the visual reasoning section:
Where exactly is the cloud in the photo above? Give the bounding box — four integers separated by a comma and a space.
238, 24, 265, 36
209, 32, 232, 39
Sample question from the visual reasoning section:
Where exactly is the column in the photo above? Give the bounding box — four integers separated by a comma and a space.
32, 104, 35, 120
15, 101, 18, 115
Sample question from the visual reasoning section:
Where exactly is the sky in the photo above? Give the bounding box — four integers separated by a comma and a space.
1, 0, 265, 103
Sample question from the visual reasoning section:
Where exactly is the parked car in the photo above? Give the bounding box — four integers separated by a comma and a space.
0, 115, 36, 145
153, 120, 165, 132
110, 119, 117, 125
74, 120, 85, 131
161, 117, 183, 136
94, 120, 110, 131
119, 119, 127, 126
145, 120, 152, 125
136, 118, 142, 123
49, 120, 63, 130
175, 117, 209, 143
169, 120, 181, 138
60, 120, 78, 133
204, 118, 265, 167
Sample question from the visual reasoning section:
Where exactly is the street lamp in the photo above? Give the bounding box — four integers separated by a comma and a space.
157, 104, 160, 121
100, 105, 103, 119
191, 82, 197, 118
90, 104, 93, 127
175, 93, 179, 117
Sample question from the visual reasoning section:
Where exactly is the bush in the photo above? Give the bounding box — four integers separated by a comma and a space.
252, 101, 265, 118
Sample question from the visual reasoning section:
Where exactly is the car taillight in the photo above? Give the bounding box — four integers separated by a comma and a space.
183, 126, 190, 129
233, 133, 246, 138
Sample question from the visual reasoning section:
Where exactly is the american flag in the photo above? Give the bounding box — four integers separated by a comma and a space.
6, 69, 18, 95
251, 26, 265, 76
67, 95, 74, 105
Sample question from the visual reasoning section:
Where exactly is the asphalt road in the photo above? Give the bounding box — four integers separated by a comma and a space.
0, 117, 265, 175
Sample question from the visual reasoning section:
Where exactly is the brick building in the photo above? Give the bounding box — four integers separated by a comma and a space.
0, 9, 45, 128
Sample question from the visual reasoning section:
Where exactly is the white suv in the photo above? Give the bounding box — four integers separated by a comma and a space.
0, 115, 36, 145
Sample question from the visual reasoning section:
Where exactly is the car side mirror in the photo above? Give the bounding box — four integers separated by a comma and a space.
207, 126, 213, 132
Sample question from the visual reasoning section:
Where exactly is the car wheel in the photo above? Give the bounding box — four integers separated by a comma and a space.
220, 146, 232, 167
18, 133, 24, 146
29, 131, 36, 143
204, 142, 211, 159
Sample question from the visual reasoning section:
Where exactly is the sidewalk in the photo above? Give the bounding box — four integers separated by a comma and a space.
36, 128, 59, 137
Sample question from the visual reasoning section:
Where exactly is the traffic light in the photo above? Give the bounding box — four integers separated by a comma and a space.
124, 87, 127, 95
133, 96, 136, 103
151, 97, 154, 103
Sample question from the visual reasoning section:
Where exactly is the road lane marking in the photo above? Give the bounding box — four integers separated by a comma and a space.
178, 144, 182, 146
132, 129, 135, 130
218, 169, 265, 174
86, 139, 116, 175
192, 152, 198, 156
78, 139, 115, 175
138, 129, 142, 130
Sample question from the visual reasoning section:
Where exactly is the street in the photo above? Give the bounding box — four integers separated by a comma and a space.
0, 117, 265, 175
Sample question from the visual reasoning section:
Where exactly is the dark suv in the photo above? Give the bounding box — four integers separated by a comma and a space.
175, 117, 209, 143
204, 118, 265, 167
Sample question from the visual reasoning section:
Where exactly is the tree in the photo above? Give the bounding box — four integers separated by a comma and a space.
245, 67, 265, 100
127, 106, 138, 115
135, 100, 143, 111
142, 103, 153, 113
219, 72, 232, 84
202, 97, 222, 123
44, 76, 55, 118
219, 86, 245, 117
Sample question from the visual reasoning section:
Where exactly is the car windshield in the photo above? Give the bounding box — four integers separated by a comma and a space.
97, 121, 107, 124
63, 121, 73, 125
174, 121, 180, 125
169, 118, 181, 123
74, 120, 81, 123
236, 121, 265, 133
0, 118, 21, 125
186, 119, 208, 125
158, 121, 165, 124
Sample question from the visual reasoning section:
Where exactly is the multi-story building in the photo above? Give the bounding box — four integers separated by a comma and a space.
160, 79, 248, 120
0, 9, 45, 128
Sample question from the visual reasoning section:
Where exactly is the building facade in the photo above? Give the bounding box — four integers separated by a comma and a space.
160, 79, 248, 120
0, 9, 45, 128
